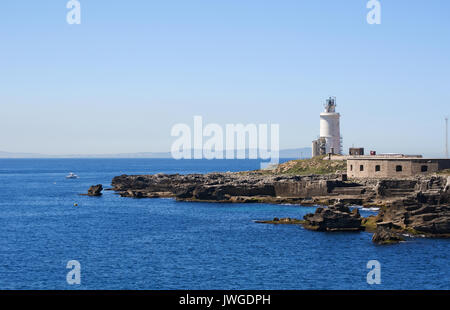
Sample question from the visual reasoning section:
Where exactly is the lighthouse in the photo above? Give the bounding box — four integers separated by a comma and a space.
312, 97, 342, 157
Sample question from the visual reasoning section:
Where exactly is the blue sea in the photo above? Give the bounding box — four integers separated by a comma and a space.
0, 159, 448, 290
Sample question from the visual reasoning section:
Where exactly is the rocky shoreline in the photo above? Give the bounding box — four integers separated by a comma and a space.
107, 171, 450, 244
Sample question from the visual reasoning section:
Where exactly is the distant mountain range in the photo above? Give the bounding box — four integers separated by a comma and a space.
0, 148, 311, 159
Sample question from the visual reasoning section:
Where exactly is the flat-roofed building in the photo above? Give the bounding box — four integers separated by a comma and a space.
347, 155, 450, 178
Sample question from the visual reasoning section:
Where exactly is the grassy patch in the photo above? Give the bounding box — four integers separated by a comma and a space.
271, 156, 347, 175
361, 216, 378, 232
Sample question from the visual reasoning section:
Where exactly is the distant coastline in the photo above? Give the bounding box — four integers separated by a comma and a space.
1, 148, 445, 159
0, 148, 312, 159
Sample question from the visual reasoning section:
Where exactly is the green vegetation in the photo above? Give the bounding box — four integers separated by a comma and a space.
272, 156, 347, 175
361, 216, 378, 232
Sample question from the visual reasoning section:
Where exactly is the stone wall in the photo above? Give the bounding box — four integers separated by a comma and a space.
347, 159, 441, 178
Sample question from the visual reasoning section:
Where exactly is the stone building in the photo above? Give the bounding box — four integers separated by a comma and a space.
349, 147, 364, 156
347, 156, 450, 178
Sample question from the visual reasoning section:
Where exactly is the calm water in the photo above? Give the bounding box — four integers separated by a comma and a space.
0, 159, 448, 290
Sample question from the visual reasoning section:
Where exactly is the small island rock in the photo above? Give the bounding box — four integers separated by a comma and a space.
87, 184, 103, 196
302, 205, 363, 232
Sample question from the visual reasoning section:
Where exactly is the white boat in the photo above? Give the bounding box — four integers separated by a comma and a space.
66, 172, 79, 179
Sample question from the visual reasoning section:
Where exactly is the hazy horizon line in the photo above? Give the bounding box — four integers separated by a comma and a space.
0, 148, 312, 159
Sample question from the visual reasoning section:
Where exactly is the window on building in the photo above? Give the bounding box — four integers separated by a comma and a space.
375, 165, 381, 172
421, 165, 428, 172
360, 165, 364, 171
350, 165, 353, 171
396, 165, 402, 172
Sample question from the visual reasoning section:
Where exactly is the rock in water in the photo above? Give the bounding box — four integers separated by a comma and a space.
302, 205, 363, 232
87, 184, 103, 196
377, 195, 450, 237
372, 227, 405, 245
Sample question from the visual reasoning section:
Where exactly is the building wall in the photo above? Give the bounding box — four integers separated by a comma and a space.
410, 161, 439, 175
437, 159, 450, 170
347, 159, 441, 178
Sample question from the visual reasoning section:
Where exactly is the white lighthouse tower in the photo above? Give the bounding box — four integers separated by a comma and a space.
312, 97, 342, 157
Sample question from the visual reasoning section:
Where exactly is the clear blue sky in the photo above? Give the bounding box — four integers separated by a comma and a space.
1, 0, 449, 157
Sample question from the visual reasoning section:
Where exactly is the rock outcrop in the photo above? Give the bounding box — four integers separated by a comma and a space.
111, 172, 449, 206
111, 172, 367, 205
87, 184, 103, 196
363, 179, 450, 241
375, 194, 450, 237
302, 205, 363, 232
372, 227, 405, 245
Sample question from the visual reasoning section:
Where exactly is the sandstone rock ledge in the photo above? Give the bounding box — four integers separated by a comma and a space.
302, 205, 364, 232
111, 172, 366, 205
